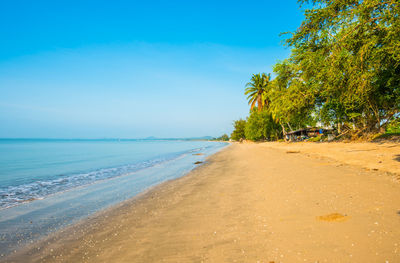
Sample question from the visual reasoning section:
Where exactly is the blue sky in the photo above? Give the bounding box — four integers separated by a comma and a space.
0, 0, 305, 138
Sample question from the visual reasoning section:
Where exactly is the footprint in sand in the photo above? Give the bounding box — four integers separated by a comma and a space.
317, 213, 349, 222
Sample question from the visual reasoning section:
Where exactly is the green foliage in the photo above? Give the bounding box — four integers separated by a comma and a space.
217, 134, 229, 141
285, 0, 400, 135
230, 119, 246, 141
307, 135, 322, 142
234, 0, 400, 140
244, 110, 282, 141
386, 118, 400, 133
269, 60, 317, 132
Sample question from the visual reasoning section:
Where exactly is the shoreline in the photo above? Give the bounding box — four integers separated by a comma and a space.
4, 147, 229, 262
5, 142, 400, 262
0, 141, 228, 259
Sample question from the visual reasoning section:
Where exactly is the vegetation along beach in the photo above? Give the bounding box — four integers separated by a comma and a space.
0, 0, 399, 262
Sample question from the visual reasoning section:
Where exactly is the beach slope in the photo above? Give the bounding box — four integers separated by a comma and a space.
7, 143, 400, 262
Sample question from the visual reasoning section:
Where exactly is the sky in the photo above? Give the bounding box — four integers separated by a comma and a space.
0, 0, 305, 138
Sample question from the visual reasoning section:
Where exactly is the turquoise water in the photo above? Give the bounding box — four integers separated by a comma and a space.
0, 139, 227, 256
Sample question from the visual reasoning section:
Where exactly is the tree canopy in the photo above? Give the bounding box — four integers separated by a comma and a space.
244, 73, 272, 112
233, 0, 399, 141
285, 0, 400, 136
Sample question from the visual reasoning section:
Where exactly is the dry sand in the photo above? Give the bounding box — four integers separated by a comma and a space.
6, 142, 400, 262
265, 141, 400, 176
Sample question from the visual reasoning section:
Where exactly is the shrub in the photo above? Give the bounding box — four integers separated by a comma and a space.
245, 110, 281, 141
387, 119, 400, 133
218, 134, 229, 141
307, 135, 322, 142
230, 119, 246, 141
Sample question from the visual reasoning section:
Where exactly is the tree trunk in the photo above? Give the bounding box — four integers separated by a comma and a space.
280, 123, 287, 141
287, 122, 293, 131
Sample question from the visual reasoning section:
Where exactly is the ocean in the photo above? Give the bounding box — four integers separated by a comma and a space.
0, 139, 227, 256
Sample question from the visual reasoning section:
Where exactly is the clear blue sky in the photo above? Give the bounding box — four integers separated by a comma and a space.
0, 0, 305, 138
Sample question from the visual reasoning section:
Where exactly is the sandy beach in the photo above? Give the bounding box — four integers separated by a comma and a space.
6, 142, 400, 262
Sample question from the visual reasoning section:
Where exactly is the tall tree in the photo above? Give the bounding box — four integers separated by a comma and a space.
244, 73, 271, 112
286, 0, 400, 136
269, 60, 316, 133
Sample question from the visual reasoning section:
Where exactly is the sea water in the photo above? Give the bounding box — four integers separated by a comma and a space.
0, 139, 227, 256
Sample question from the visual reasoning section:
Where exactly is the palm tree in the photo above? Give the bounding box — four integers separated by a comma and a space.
244, 73, 271, 112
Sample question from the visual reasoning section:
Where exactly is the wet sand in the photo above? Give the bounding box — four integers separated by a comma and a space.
5, 142, 400, 262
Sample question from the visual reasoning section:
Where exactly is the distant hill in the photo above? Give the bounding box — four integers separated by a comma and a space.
144, 136, 158, 140
188, 136, 215, 140
142, 136, 215, 141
